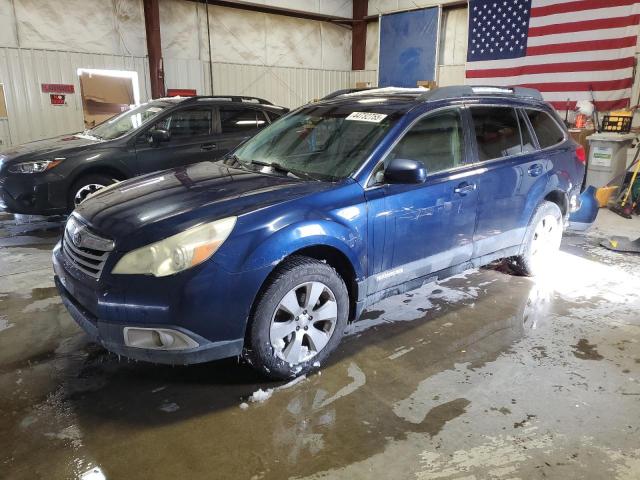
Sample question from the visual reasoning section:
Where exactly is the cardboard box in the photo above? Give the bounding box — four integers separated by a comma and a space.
417, 80, 437, 89
355, 82, 372, 88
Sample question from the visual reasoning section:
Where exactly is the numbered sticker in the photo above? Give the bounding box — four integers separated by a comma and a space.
346, 112, 388, 123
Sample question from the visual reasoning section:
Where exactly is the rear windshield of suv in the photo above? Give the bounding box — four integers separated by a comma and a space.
227, 105, 400, 181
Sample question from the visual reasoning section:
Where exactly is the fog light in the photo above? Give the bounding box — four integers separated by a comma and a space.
123, 327, 199, 350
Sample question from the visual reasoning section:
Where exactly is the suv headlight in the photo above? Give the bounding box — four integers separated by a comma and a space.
112, 217, 237, 277
8, 158, 65, 174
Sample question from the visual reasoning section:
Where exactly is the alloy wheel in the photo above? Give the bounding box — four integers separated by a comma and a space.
269, 281, 338, 365
530, 214, 561, 271
74, 183, 105, 206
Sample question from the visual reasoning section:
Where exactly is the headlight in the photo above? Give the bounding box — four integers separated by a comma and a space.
111, 217, 237, 277
8, 158, 65, 174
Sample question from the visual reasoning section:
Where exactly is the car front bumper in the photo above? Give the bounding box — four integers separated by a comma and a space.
53, 241, 248, 365
0, 172, 68, 215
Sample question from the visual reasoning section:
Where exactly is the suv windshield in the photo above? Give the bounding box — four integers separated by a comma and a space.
226, 104, 398, 181
88, 103, 168, 140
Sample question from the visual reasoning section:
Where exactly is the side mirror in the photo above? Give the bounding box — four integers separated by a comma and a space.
384, 158, 427, 184
148, 128, 171, 145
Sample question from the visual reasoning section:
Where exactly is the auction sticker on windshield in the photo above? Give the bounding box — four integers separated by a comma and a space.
345, 112, 387, 123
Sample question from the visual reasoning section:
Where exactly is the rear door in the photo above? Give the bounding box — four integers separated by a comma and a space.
467, 105, 551, 257
365, 106, 481, 294
214, 106, 270, 157
134, 106, 216, 173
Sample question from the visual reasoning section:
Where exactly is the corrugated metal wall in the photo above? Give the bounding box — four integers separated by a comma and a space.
0, 47, 151, 146
0, 119, 10, 148
0, 47, 376, 147
164, 58, 377, 107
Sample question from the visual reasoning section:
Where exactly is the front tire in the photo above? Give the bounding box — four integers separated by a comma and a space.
514, 201, 563, 276
68, 174, 117, 211
246, 256, 349, 379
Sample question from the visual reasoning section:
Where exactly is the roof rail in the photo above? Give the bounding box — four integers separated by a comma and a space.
418, 85, 543, 102
183, 95, 274, 105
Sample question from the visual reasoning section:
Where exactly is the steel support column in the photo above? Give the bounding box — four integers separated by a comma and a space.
143, 0, 165, 99
352, 0, 368, 70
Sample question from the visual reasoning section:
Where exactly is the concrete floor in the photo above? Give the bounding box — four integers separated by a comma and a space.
0, 209, 639, 480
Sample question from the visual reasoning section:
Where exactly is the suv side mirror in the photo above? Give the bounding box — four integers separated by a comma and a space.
148, 128, 171, 145
384, 158, 427, 184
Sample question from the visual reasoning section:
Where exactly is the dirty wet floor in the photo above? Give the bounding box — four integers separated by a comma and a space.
1, 210, 639, 479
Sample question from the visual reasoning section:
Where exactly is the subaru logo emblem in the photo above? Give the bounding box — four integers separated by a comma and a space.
72, 230, 82, 246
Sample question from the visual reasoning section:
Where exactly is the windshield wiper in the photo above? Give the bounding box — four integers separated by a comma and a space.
81, 129, 102, 140
247, 160, 319, 181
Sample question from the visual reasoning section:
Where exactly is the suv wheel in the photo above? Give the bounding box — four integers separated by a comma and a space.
246, 256, 349, 379
69, 174, 117, 210
514, 201, 563, 276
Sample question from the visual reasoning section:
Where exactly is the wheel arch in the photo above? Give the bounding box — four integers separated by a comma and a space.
241, 232, 365, 340
290, 245, 360, 322
69, 165, 129, 187
543, 189, 568, 217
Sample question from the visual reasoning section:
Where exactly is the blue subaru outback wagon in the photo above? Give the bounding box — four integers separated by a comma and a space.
53, 86, 585, 379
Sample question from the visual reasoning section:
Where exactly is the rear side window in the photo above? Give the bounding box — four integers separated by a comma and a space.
220, 107, 268, 133
389, 109, 464, 174
526, 109, 565, 149
470, 107, 527, 161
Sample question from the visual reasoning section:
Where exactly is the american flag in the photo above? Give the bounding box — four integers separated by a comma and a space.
465, 0, 640, 111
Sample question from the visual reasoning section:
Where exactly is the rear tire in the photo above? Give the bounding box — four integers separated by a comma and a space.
514, 201, 563, 277
68, 174, 117, 211
245, 256, 349, 380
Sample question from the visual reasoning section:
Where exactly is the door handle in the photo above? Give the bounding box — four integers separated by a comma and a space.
454, 182, 476, 195
528, 164, 544, 177
201, 143, 217, 151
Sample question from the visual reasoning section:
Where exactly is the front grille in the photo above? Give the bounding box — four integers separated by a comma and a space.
62, 216, 114, 279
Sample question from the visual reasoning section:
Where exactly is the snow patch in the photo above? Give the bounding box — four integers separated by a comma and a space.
249, 388, 274, 403
80, 467, 106, 480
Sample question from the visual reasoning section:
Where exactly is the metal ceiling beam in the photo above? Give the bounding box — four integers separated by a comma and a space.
189, 0, 353, 25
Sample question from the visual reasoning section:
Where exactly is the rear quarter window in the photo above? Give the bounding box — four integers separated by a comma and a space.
526, 109, 565, 149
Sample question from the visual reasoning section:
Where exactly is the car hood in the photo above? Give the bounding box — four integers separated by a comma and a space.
0, 133, 103, 164
75, 161, 336, 241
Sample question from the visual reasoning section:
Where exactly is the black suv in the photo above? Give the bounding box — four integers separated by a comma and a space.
0, 96, 288, 215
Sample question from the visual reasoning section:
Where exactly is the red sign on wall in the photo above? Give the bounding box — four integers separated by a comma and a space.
50, 94, 66, 105
42, 83, 75, 94
167, 88, 197, 97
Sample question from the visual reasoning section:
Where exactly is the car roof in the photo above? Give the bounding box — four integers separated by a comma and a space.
150, 95, 288, 111
315, 85, 548, 112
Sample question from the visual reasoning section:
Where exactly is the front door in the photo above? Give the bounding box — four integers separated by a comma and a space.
134, 106, 216, 174
366, 107, 480, 294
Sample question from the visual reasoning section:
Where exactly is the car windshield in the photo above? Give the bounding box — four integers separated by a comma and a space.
88, 103, 168, 140
225, 104, 399, 181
